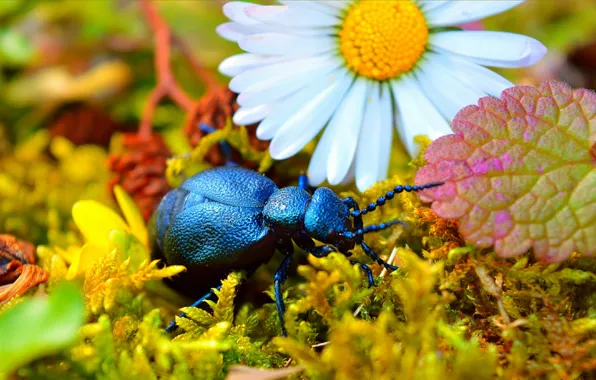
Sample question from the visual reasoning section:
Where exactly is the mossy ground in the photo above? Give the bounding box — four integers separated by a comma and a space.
1, 131, 595, 379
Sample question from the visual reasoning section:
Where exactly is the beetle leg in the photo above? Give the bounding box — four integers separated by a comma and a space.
165, 284, 223, 333
293, 231, 315, 251
274, 241, 293, 337
360, 241, 397, 271
309, 245, 336, 257
298, 173, 309, 191
274, 256, 292, 337
198, 122, 238, 166
306, 244, 374, 286
297, 173, 316, 193
293, 233, 337, 257
309, 245, 374, 286
350, 260, 374, 287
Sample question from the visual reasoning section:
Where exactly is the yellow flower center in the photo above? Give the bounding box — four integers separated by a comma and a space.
339, 0, 429, 81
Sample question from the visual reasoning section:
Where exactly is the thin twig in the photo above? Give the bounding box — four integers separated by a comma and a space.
311, 341, 330, 348
138, 0, 196, 138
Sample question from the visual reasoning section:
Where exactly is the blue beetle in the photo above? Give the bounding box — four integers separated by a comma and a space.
151, 165, 442, 336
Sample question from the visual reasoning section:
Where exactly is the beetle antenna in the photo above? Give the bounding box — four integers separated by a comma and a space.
350, 182, 443, 218
343, 219, 405, 239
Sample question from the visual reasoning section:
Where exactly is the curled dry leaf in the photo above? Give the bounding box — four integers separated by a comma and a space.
0, 234, 48, 303
185, 85, 269, 167
416, 80, 595, 262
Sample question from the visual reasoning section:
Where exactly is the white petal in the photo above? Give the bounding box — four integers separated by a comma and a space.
419, 1, 448, 12
280, 1, 342, 17
317, 1, 351, 11
236, 56, 341, 108
218, 22, 309, 42
230, 55, 339, 93
430, 31, 547, 68
340, 161, 356, 186
256, 68, 350, 140
307, 129, 333, 186
416, 57, 487, 120
355, 82, 383, 191
216, 22, 249, 42
307, 103, 343, 186
391, 75, 451, 156
434, 53, 514, 97
217, 21, 336, 42
239, 33, 335, 56
219, 53, 295, 77
308, 77, 358, 187
426, 1, 525, 27
233, 104, 272, 125
377, 84, 393, 182
245, 4, 339, 28
269, 70, 351, 159
327, 79, 369, 185
223, 2, 260, 25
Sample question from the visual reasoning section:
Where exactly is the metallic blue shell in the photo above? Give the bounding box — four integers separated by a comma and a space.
154, 188, 207, 253
153, 166, 277, 252
179, 166, 277, 208
150, 167, 279, 295
263, 187, 310, 232
164, 202, 273, 267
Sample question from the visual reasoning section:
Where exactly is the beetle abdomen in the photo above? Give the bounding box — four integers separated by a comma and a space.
149, 167, 279, 298
164, 202, 274, 268
153, 187, 209, 253
180, 166, 278, 208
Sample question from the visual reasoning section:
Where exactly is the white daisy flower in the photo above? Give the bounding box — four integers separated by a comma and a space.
217, 0, 546, 191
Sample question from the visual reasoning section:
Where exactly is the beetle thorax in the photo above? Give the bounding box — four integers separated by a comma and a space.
262, 187, 311, 232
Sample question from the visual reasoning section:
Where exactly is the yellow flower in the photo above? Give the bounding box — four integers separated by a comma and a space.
67, 185, 149, 279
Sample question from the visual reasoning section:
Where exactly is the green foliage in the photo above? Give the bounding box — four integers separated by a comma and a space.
0, 282, 84, 376
0, 28, 34, 66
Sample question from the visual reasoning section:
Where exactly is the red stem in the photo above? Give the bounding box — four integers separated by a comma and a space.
138, 0, 197, 138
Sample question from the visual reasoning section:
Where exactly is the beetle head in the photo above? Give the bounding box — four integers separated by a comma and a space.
304, 188, 353, 248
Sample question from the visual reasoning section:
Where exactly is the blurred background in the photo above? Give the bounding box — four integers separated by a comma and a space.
1, 0, 595, 245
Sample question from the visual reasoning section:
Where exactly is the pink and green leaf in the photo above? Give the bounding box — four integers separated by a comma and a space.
415, 80, 596, 262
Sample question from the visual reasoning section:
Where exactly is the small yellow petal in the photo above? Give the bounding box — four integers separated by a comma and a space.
66, 250, 81, 280
66, 244, 109, 279
114, 185, 149, 248
72, 200, 129, 250
76, 243, 109, 277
